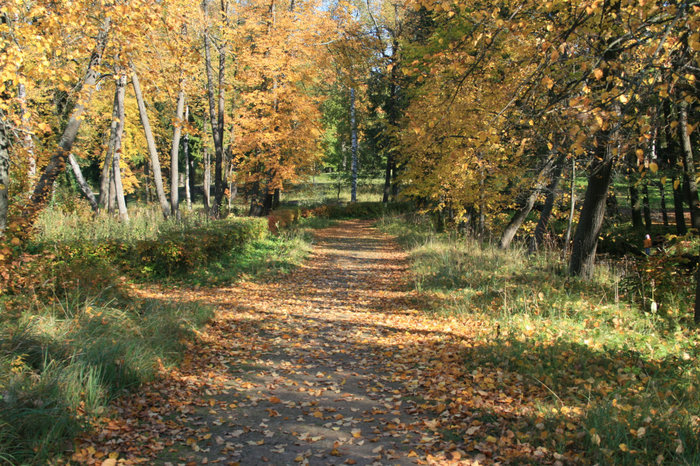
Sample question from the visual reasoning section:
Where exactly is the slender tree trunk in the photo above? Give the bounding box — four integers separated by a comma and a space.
227, 160, 237, 208
203, 25, 226, 217
67, 153, 98, 212
131, 65, 170, 218
570, 137, 614, 278
22, 19, 110, 222
530, 155, 565, 254
564, 157, 576, 255
499, 189, 539, 250
170, 87, 185, 218
111, 74, 128, 222
98, 148, 111, 210
183, 105, 191, 210
664, 102, 687, 234
350, 87, 358, 203
695, 265, 700, 324
144, 157, 152, 204
500, 154, 558, 250
204, 147, 211, 211
18, 83, 36, 180
273, 188, 280, 210
383, 155, 393, 203
188, 154, 195, 208
642, 180, 652, 232
214, 51, 226, 214
679, 101, 700, 231
658, 181, 669, 226
0, 118, 9, 232
629, 171, 643, 231
108, 173, 116, 213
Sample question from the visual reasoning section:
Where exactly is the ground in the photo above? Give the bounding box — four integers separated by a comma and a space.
71, 220, 556, 465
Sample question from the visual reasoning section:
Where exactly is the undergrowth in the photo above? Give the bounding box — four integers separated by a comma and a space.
0, 206, 320, 464
378, 214, 699, 465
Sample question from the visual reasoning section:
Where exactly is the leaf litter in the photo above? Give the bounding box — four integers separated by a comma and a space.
70, 220, 584, 465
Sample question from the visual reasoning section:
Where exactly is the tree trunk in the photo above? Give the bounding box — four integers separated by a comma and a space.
664, 102, 687, 234
695, 265, 700, 324
67, 153, 98, 212
658, 181, 669, 226
183, 105, 191, 210
530, 154, 565, 254
629, 172, 643, 231
203, 26, 226, 217
227, 160, 237, 208
131, 65, 170, 218
98, 146, 111, 210
0, 118, 9, 232
108, 176, 116, 213
383, 154, 393, 203
204, 147, 211, 211
350, 87, 358, 203
499, 189, 538, 250
170, 87, 185, 218
570, 138, 614, 278
144, 157, 151, 204
642, 180, 652, 232
111, 74, 129, 222
22, 19, 110, 222
679, 101, 700, 231
18, 83, 37, 181
564, 157, 576, 255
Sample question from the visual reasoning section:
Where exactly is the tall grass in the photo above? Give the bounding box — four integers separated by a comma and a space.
1, 205, 321, 463
378, 214, 700, 465
34, 204, 214, 243
0, 298, 212, 464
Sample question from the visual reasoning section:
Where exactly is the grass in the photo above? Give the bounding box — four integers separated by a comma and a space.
1, 205, 323, 464
283, 174, 386, 206
378, 213, 700, 465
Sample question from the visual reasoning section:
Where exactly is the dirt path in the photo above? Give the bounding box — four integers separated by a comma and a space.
76, 220, 490, 465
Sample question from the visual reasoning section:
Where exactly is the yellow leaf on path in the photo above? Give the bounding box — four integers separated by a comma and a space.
407, 450, 418, 457
101, 459, 117, 466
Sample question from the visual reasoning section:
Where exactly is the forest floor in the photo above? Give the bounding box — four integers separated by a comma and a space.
73, 219, 496, 465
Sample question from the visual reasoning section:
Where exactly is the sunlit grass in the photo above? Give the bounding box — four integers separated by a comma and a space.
378, 214, 700, 465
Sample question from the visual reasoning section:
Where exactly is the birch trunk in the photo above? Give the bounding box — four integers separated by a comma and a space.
170, 87, 185, 218
0, 118, 9, 232
111, 74, 129, 222
131, 66, 170, 218
18, 83, 36, 180
204, 147, 211, 211
183, 105, 191, 210
67, 153, 98, 212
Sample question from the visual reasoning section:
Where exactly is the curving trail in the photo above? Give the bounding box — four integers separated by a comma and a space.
73, 220, 528, 465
